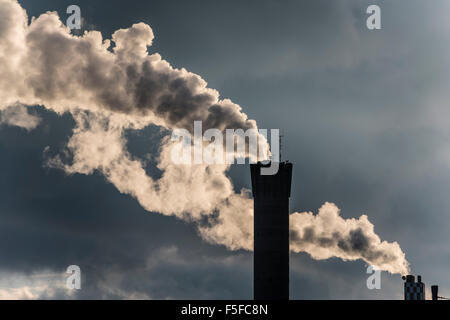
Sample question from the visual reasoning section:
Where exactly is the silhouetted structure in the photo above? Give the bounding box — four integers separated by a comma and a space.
403, 275, 425, 300
431, 285, 439, 301
251, 161, 293, 300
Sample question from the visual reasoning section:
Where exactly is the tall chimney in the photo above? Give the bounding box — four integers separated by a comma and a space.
251, 161, 293, 300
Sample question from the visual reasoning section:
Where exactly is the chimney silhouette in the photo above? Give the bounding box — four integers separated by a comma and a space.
431, 285, 438, 301
403, 274, 425, 300
251, 161, 293, 300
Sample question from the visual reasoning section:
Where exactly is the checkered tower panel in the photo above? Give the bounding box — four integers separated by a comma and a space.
404, 282, 425, 300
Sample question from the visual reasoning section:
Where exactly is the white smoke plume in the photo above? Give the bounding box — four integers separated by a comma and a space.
290, 203, 410, 274
0, 103, 41, 131
0, 0, 409, 274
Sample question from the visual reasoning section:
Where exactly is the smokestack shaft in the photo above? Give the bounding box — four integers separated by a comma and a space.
251, 162, 293, 300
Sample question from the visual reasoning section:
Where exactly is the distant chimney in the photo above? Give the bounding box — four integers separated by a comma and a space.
431, 285, 439, 301
403, 274, 425, 300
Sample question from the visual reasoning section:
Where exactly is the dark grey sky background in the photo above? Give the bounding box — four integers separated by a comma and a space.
1, 0, 449, 299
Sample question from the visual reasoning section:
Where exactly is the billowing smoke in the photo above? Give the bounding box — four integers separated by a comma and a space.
290, 203, 410, 274
0, 0, 408, 274
0, 103, 41, 131
0, 0, 256, 251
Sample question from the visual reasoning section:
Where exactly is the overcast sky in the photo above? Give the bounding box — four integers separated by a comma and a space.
1, 0, 449, 299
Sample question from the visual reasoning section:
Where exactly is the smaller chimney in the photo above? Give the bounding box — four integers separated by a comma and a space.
403, 274, 425, 300
431, 285, 439, 301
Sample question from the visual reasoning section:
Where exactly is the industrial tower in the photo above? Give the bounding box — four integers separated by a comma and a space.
251, 161, 293, 300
